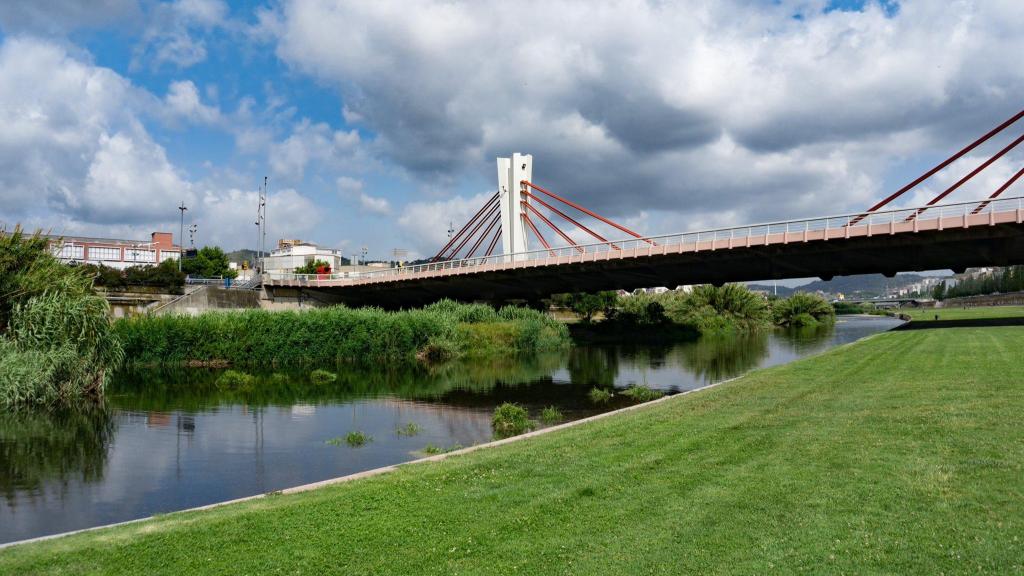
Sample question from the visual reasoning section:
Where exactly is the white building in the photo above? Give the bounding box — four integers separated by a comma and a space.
261, 240, 348, 274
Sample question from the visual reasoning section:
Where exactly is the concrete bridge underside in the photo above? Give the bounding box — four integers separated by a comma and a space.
268, 219, 1024, 308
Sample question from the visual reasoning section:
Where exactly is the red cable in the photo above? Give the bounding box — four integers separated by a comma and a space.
852, 108, 1024, 224
523, 181, 654, 245
521, 214, 555, 255
432, 193, 498, 261
906, 131, 1024, 221
484, 227, 501, 257
972, 165, 1024, 214
522, 201, 584, 253
445, 204, 500, 260
464, 213, 501, 258
521, 190, 620, 249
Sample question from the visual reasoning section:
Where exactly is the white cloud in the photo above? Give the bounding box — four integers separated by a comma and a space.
198, 187, 320, 250
0, 36, 321, 251
164, 80, 222, 125
132, 0, 229, 70
398, 191, 496, 255
269, 120, 363, 183
337, 176, 391, 215
272, 0, 1024, 244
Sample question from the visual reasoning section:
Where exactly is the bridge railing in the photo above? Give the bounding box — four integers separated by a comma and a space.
265, 195, 1024, 285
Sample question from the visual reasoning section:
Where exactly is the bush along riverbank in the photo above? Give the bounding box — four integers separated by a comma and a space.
114, 299, 569, 367
1, 228, 123, 408
572, 284, 834, 340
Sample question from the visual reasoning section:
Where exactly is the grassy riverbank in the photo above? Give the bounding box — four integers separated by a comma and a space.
114, 300, 569, 366
4, 323, 1022, 573
901, 304, 1024, 322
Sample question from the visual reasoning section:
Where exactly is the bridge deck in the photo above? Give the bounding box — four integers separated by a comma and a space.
263, 198, 1024, 307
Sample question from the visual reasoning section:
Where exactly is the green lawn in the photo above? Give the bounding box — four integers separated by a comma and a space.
900, 304, 1024, 322
3, 326, 1023, 574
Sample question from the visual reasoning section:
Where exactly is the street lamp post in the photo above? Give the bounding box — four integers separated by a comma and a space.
178, 202, 188, 272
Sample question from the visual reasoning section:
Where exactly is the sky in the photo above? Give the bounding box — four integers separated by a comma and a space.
0, 0, 1022, 265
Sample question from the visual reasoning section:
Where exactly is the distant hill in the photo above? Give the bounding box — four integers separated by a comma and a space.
746, 283, 795, 297
796, 273, 929, 298
750, 273, 935, 299
226, 249, 258, 266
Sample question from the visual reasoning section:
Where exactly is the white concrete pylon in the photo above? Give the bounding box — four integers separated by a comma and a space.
497, 153, 532, 259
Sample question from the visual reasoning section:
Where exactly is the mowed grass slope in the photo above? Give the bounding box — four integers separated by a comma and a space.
901, 304, 1024, 322
3, 327, 1023, 574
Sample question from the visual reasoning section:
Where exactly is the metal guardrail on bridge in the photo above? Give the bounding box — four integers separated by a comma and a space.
265, 195, 1024, 287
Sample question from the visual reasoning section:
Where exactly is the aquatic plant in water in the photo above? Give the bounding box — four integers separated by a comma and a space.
539, 406, 563, 425
492, 402, 533, 439
396, 422, 422, 436
620, 385, 663, 403
309, 369, 337, 384
215, 370, 255, 390
588, 388, 613, 404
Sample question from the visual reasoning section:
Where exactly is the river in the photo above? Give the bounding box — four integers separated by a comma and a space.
0, 315, 901, 544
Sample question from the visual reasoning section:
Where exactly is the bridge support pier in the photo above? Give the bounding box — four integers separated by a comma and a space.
497, 153, 532, 260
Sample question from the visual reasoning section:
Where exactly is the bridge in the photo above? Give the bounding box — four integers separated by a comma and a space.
265, 110, 1024, 308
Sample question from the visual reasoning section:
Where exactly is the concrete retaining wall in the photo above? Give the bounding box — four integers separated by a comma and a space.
153, 286, 261, 315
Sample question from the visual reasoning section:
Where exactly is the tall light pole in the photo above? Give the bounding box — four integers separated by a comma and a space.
255, 177, 268, 272
188, 224, 198, 247
178, 202, 188, 272
262, 176, 268, 262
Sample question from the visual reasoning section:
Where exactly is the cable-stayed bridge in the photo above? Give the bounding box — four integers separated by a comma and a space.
265, 110, 1024, 307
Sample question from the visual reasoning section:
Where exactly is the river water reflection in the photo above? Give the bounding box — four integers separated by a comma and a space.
0, 315, 901, 544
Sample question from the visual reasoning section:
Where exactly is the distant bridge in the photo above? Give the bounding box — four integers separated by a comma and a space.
265, 110, 1024, 308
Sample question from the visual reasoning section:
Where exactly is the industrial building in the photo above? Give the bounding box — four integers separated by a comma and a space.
48, 232, 181, 270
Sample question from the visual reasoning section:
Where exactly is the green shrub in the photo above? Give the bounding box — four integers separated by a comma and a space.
669, 284, 772, 332
422, 443, 443, 455
417, 336, 460, 362
620, 385, 663, 402
492, 402, 533, 439
309, 369, 337, 384
588, 387, 614, 404
0, 244, 124, 406
539, 406, 564, 425
347, 431, 371, 447
772, 292, 835, 326
115, 301, 569, 367
216, 370, 255, 390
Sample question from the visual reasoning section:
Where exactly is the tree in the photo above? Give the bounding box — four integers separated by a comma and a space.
181, 246, 237, 279
294, 259, 332, 275
932, 281, 946, 301
568, 291, 617, 323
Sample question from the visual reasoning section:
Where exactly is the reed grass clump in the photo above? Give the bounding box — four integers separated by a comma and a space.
588, 388, 613, 404
215, 370, 255, 390
115, 299, 569, 367
492, 402, 533, 439
345, 431, 371, 447
309, 369, 337, 384
396, 422, 422, 436
620, 385, 663, 403
1, 228, 123, 407
539, 406, 564, 425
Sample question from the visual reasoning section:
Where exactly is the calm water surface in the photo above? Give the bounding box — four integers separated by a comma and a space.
0, 315, 901, 544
